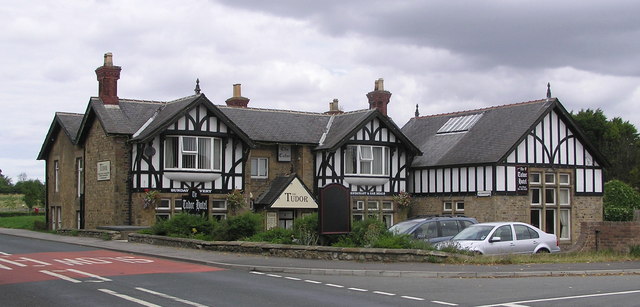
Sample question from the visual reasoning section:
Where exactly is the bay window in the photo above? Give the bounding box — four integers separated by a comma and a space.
345, 145, 390, 175
165, 136, 221, 171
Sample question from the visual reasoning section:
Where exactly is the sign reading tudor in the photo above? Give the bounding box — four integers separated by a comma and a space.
182, 187, 209, 215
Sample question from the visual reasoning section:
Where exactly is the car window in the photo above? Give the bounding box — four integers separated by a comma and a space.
453, 225, 494, 241
526, 225, 539, 239
389, 220, 422, 234
414, 221, 437, 239
459, 220, 474, 229
439, 220, 460, 237
492, 225, 513, 241
514, 225, 531, 240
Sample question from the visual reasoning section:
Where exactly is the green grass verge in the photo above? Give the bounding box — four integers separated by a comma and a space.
444, 249, 640, 265
0, 215, 46, 230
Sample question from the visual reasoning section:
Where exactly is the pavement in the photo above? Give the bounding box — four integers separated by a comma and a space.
2, 227, 640, 278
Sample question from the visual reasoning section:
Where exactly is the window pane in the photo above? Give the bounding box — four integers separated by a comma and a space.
384, 147, 390, 175
182, 154, 196, 168
183, 137, 197, 152
213, 138, 222, 170
514, 225, 531, 240
382, 201, 393, 210
443, 201, 452, 211
367, 201, 379, 210
493, 225, 513, 241
440, 220, 460, 237
545, 188, 555, 204
530, 209, 541, 229
560, 209, 570, 239
456, 202, 464, 211
360, 160, 372, 174
259, 159, 267, 176
559, 188, 569, 205
251, 158, 258, 176
360, 146, 373, 160
545, 173, 555, 184
559, 173, 570, 185
345, 146, 357, 174
545, 209, 556, 234
197, 138, 211, 169
531, 188, 541, 204
372, 147, 383, 174
165, 137, 178, 168
530, 172, 541, 184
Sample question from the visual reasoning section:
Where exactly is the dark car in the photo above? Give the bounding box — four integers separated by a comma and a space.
389, 216, 478, 243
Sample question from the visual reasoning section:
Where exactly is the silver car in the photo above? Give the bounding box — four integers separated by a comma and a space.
442, 222, 560, 255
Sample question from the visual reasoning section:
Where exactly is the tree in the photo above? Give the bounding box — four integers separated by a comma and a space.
0, 171, 14, 193
573, 109, 640, 190
15, 179, 45, 209
603, 180, 640, 221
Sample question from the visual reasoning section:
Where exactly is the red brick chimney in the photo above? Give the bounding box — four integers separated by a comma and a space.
95, 52, 121, 105
225, 84, 250, 108
366, 78, 392, 116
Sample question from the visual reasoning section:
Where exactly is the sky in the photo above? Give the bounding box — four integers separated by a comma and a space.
1, 0, 639, 183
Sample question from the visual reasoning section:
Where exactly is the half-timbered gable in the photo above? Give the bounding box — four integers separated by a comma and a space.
315, 110, 420, 196
129, 94, 253, 194
402, 97, 607, 245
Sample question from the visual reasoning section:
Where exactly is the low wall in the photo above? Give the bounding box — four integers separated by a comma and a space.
128, 233, 449, 262
57, 229, 121, 240
568, 221, 640, 253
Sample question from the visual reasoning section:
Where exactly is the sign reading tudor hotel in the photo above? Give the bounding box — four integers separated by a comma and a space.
182, 187, 209, 215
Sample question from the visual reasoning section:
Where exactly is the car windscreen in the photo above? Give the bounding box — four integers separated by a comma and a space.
389, 220, 423, 234
451, 225, 495, 241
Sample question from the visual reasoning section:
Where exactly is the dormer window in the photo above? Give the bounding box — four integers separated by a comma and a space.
345, 145, 390, 175
164, 136, 222, 171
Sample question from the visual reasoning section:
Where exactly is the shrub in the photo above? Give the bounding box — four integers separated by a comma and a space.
630, 245, 640, 258
332, 218, 389, 247
147, 213, 213, 238
247, 227, 294, 244
293, 213, 319, 245
214, 212, 262, 241
604, 180, 640, 221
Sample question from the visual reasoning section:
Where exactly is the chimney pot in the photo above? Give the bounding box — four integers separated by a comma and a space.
367, 78, 391, 116
233, 84, 242, 97
226, 83, 250, 108
95, 52, 121, 105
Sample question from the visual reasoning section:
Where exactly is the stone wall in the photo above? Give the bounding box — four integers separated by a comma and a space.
128, 233, 448, 262
83, 119, 131, 228
46, 127, 83, 230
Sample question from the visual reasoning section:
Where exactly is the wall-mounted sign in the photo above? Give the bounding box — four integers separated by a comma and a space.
516, 166, 529, 195
271, 178, 318, 209
97, 161, 111, 181
182, 187, 209, 216
278, 145, 291, 162
319, 183, 351, 235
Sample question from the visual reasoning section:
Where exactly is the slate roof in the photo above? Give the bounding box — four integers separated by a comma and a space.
254, 174, 297, 206
37, 112, 84, 160
402, 99, 557, 167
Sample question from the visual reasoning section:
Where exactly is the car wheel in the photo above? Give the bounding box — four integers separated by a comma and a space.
536, 248, 550, 254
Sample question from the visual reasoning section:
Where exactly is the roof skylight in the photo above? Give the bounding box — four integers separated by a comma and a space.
437, 113, 483, 134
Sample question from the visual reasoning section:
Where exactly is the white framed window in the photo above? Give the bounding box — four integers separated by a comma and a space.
545, 188, 556, 205
382, 201, 393, 211
558, 188, 570, 206
531, 188, 541, 205
174, 199, 183, 211
251, 157, 268, 178
367, 201, 379, 211
344, 145, 390, 176
443, 201, 453, 212
76, 158, 83, 197
54, 160, 59, 192
165, 136, 222, 171
382, 214, 393, 228
455, 201, 465, 212
544, 173, 555, 185
354, 201, 364, 210
352, 213, 364, 222
530, 172, 541, 184
559, 209, 570, 240
157, 199, 171, 210
212, 200, 227, 211
559, 173, 570, 185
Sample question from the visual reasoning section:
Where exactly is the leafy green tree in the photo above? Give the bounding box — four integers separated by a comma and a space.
603, 180, 640, 221
0, 171, 14, 193
573, 109, 640, 189
14, 180, 45, 209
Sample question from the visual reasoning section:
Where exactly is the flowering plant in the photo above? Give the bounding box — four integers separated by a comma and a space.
393, 190, 413, 208
143, 189, 159, 208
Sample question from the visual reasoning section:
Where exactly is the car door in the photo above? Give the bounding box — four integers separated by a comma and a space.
485, 225, 515, 255
513, 224, 540, 254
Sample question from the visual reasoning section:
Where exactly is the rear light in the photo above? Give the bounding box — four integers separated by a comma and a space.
556, 238, 559, 247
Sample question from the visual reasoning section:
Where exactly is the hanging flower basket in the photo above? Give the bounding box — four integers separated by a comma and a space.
143, 189, 159, 209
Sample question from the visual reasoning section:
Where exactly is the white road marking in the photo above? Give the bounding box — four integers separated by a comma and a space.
373, 290, 396, 296
0, 257, 27, 267
325, 283, 344, 288
249, 271, 265, 275
348, 287, 368, 292
476, 289, 640, 307
136, 287, 208, 307
284, 277, 301, 281
66, 268, 111, 282
432, 300, 458, 305
98, 289, 161, 307
266, 274, 282, 278
39, 270, 82, 283
0, 252, 12, 255
401, 296, 425, 301
304, 279, 322, 284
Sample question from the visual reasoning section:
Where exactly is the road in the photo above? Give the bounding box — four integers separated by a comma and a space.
2, 234, 640, 306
